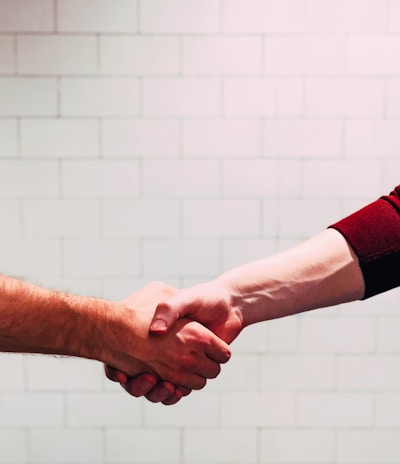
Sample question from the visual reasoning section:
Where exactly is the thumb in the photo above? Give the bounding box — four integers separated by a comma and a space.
150, 300, 180, 334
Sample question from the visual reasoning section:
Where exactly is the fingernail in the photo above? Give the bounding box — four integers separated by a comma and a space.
116, 372, 127, 384
140, 377, 156, 390
150, 319, 167, 332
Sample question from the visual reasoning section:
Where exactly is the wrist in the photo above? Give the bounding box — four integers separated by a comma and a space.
87, 300, 143, 371
54, 293, 114, 362
212, 274, 251, 328
215, 261, 288, 327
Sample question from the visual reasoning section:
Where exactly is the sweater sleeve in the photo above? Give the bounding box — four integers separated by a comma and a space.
329, 185, 400, 299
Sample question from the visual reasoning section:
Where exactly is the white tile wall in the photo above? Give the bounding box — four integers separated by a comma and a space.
142, 77, 221, 116
183, 119, 261, 157
102, 119, 180, 158
0, 0, 399, 463
0, 430, 27, 464
61, 78, 140, 117
144, 391, 219, 427
0, 0, 54, 32
20, 119, 99, 159
0, 393, 64, 427
0, 78, 57, 116
297, 392, 373, 427
143, 239, 220, 277
100, 36, 179, 76
0, 36, 13, 74
223, 0, 304, 33
260, 429, 334, 463
264, 36, 347, 75
106, 428, 180, 463
387, 78, 400, 116
305, 78, 385, 117
57, 0, 138, 33
337, 430, 400, 463
305, 0, 387, 33
0, 119, 18, 157
62, 160, 140, 197
30, 429, 103, 464
67, 392, 142, 427
184, 428, 257, 463
140, 0, 220, 33
17, 35, 98, 75
348, 37, 400, 75
182, 36, 263, 76
264, 119, 343, 158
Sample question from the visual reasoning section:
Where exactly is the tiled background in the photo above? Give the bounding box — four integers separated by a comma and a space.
0, 0, 399, 462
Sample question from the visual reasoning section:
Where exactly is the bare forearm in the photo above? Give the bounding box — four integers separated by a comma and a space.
0, 274, 127, 364
0, 277, 229, 391
216, 229, 365, 327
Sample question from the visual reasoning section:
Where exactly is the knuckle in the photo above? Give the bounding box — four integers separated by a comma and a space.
193, 377, 207, 390
150, 280, 175, 296
209, 363, 221, 379
181, 354, 197, 371
221, 348, 231, 364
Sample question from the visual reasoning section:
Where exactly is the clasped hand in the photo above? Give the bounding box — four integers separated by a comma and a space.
105, 281, 243, 405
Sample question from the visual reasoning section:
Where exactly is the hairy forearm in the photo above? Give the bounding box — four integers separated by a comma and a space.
216, 229, 365, 327
0, 277, 229, 391
0, 274, 132, 365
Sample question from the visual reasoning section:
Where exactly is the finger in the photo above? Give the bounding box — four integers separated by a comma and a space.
175, 337, 222, 381
194, 357, 221, 380
205, 337, 232, 364
176, 386, 191, 397
162, 389, 184, 406
144, 382, 176, 403
122, 373, 158, 397
104, 365, 128, 384
172, 372, 207, 391
150, 300, 180, 334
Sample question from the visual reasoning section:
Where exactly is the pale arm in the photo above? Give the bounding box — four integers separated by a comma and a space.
221, 228, 364, 328
123, 187, 399, 401
150, 228, 365, 344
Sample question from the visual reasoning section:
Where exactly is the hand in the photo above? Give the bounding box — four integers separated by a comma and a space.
105, 367, 192, 405
150, 280, 244, 344
103, 282, 231, 404
116, 280, 243, 404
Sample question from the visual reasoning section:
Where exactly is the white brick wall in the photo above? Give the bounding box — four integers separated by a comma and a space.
140, 0, 220, 33
17, 35, 98, 75
0, 36, 13, 74
0, 430, 27, 464
0, 78, 57, 116
102, 119, 180, 158
0, 0, 53, 32
182, 37, 262, 76
260, 429, 334, 463
30, 429, 103, 464
57, 0, 138, 33
100, 36, 179, 76
223, 0, 304, 33
61, 78, 140, 117
1, 0, 400, 462
21, 119, 99, 159
305, 0, 387, 33
142, 78, 221, 116
106, 428, 180, 463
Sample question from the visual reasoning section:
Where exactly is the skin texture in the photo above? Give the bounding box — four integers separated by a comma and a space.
0, 277, 230, 401
117, 228, 365, 403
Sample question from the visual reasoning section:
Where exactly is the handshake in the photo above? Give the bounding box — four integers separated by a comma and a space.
100, 227, 368, 405
103, 279, 244, 406
0, 228, 368, 404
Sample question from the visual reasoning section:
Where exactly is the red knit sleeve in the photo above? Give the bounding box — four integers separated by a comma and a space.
329, 185, 400, 299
